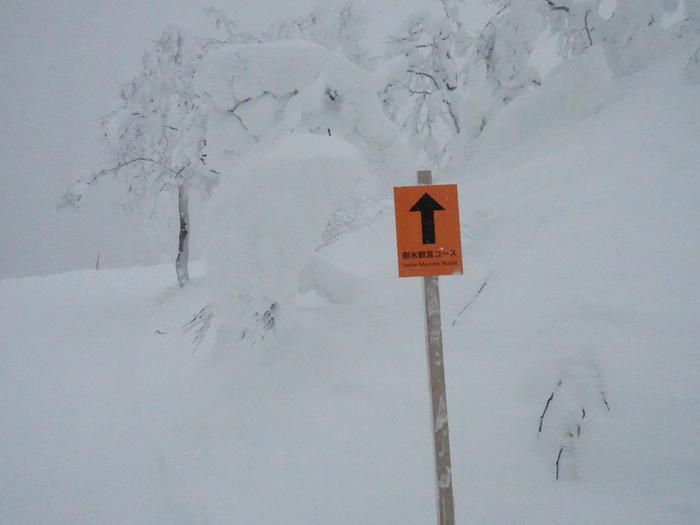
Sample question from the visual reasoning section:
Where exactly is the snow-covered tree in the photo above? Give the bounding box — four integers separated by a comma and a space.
201, 7, 261, 47
380, 1, 469, 167
203, 1, 369, 66
273, 0, 370, 66
465, 1, 543, 121
192, 39, 328, 169
490, 0, 693, 74
61, 26, 217, 287
601, 0, 689, 73
192, 2, 372, 170
192, 25, 413, 346
453, 0, 693, 147
278, 50, 414, 186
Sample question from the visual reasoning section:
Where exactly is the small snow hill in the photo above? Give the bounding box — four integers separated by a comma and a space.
2, 43, 699, 524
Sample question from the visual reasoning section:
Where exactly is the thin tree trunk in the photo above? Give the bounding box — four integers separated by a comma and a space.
176, 184, 190, 287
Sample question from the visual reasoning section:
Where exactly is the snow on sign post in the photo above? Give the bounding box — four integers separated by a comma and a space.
394, 171, 461, 525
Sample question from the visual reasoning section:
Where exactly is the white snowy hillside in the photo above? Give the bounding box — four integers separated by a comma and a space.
2, 1, 700, 524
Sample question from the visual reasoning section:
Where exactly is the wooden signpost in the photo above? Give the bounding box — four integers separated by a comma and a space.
393, 170, 461, 525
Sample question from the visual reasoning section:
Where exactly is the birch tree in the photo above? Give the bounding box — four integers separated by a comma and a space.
61, 26, 218, 287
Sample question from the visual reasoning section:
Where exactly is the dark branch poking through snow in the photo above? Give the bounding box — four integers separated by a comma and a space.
452, 280, 488, 327
539, 380, 562, 433
183, 303, 214, 351
555, 447, 564, 480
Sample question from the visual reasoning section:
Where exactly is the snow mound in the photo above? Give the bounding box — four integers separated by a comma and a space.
298, 251, 367, 304
205, 133, 366, 320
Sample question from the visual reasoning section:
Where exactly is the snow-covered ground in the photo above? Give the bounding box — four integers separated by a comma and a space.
2, 33, 699, 525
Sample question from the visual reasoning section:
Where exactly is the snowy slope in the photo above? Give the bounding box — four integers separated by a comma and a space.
0, 265, 225, 523
2, 41, 700, 525
440, 42, 700, 523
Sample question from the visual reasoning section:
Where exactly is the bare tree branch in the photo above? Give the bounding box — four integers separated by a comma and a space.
183, 303, 214, 350
91, 157, 158, 183
452, 280, 487, 326
584, 9, 593, 47
538, 380, 562, 432
445, 98, 461, 133
407, 68, 440, 89
555, 447, 564, 479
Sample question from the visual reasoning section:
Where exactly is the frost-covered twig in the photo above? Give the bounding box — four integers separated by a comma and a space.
57, 157, 158, 211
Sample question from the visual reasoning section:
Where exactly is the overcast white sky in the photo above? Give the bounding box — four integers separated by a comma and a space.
0, 0, 492, 279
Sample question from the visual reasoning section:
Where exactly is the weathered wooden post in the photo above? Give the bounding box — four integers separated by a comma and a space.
393, 170, 462, 525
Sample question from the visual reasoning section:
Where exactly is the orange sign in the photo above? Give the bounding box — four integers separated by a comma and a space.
393, 184, 463, 277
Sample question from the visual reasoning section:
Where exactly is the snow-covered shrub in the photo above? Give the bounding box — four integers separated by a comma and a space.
469, 3, 543, 104
204, 134, 366, 342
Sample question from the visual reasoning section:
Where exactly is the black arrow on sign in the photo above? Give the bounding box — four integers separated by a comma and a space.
410, 193, 445, 244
